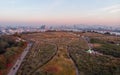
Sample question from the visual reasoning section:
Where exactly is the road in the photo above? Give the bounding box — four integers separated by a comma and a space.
7, 43, 32, 75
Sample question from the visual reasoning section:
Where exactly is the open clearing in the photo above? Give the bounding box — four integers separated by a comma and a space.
15, 32, 120, 75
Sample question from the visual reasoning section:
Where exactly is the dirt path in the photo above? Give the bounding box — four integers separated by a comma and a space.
35, 39, 77, 75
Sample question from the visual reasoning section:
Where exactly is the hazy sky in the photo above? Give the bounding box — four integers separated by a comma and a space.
0, 0, 120, 25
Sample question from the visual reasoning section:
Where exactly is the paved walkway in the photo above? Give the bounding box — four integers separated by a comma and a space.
8, 43, 32, 75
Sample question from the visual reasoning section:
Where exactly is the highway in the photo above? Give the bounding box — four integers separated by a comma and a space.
7, 43, 32, 75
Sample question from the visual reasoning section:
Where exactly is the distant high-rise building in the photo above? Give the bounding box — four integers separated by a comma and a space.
40, 25, 46, 29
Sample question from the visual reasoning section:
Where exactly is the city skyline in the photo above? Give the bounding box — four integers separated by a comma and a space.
0, 0, 120, 26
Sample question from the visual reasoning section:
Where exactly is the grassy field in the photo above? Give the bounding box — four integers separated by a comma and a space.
35, 38, 77, 75
90, 36, 120, 58
17, 32, 79, 75
16, 42, 57, 75
14, 32, 120, 75
68, 37, 120, 75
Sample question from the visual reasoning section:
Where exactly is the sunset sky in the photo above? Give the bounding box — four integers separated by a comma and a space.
0, 0, 120, 26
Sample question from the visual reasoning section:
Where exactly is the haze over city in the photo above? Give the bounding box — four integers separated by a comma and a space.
0, 0, 120, 26
1, 1, 120, 75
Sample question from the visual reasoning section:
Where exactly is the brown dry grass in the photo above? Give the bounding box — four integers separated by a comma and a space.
22, 32, 79, 75
91, 43, 102, 48
22, 32, 118, 75
82, 32, 104, 37
39, 46, 76, 75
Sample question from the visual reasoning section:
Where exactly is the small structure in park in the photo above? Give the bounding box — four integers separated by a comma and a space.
86, 49, 103, 55
86, 49, 94, 54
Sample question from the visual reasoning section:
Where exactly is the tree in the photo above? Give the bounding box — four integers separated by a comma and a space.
0, 40, 8, 54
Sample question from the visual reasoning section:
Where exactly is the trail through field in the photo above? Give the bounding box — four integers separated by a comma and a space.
36, 39, 77, 75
